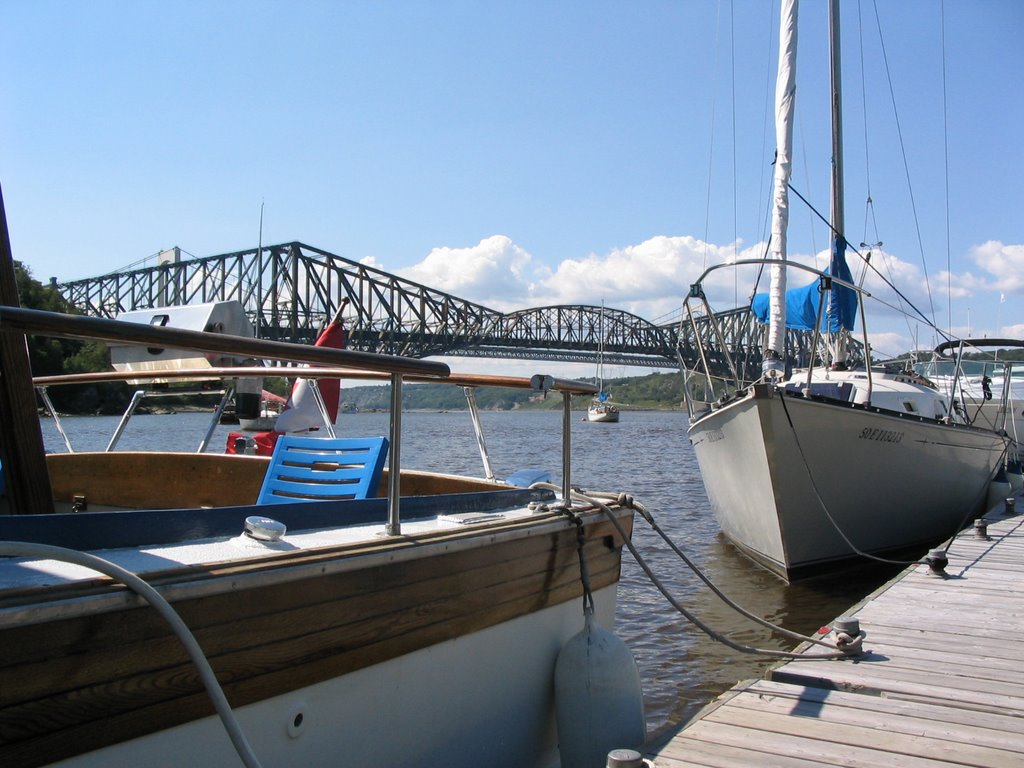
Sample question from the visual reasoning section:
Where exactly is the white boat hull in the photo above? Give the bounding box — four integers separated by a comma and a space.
963, 398, 1024, 457
237, 415, 278, 431
587, 404, 620, 423
50, 585, 617, 768
689, 383, 1007, 579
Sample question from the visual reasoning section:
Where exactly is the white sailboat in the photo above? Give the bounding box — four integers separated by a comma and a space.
681, 0, 1010, 581
587, 303, 620, 423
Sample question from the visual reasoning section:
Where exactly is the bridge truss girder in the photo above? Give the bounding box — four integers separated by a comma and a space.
57, 241, 816, 372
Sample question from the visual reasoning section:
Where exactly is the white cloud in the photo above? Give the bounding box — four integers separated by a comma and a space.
530, 235, 775, 315
395, 233, 771, 321
864, 331, 915, 360
389, 234, 725, 321
531, 235, 711, 304
931, 269, 980, 301
389, 233, 1023, 361
969, 241, 1024, 293
396, 235, 537, 309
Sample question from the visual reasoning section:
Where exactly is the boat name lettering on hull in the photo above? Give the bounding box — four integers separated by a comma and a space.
859, 427, 904, 444
707, 429, 726, 443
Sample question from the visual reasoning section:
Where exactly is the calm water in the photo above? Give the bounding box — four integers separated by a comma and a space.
37, 408, 899, 737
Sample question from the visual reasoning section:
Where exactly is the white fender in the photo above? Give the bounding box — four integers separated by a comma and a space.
554, 611, 645, 768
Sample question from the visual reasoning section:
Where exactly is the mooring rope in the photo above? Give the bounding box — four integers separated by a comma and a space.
555, 502, 597, 618
535, 483, 861, 661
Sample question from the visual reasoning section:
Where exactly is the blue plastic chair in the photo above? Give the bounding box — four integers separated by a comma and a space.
256, 435, 389, 505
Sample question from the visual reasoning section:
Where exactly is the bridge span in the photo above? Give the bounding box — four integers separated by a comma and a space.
56, 241, 786, 374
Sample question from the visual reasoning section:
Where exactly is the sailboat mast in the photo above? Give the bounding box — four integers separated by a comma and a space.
829, 0, 844, 244
765, 0, 799, 376
828, 0, 849, 366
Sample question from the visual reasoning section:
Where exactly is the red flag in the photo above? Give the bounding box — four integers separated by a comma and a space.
274, 317, 347, 433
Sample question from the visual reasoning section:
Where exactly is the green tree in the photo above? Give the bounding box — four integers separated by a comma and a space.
13, 262, 128, 412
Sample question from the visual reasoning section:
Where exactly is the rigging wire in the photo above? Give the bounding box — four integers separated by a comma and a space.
856, 0, 875, 274
797, 112, 820, 269
755, 0, 776, 254
869, 0, 938, 329
730, 0, 738, 307
748, 0, 780, 310
700, 1, 724, 273
785, 181, 945, 337
940, 0, 953, 336
855, 0, 915, 348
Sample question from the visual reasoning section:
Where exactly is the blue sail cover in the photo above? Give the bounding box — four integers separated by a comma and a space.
752, 241, 857, 332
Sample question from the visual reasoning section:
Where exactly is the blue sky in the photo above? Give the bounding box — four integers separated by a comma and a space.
2, 1, 1022, 376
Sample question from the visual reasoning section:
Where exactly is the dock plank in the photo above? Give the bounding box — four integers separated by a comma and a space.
738, 679, 1024, 747
647, 514, 1024, 767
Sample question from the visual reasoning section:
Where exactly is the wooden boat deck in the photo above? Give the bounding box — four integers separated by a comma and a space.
646, 511, 1024, 767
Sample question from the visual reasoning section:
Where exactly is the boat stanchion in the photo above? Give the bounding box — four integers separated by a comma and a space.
925, 548, 948, 577
974, 518, 990, 539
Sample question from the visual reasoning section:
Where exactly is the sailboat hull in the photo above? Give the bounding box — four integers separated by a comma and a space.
587, 403, 620, 423
689, 384, 1007, 580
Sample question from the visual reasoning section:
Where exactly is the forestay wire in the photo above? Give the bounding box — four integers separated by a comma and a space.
868, 0, 938, 330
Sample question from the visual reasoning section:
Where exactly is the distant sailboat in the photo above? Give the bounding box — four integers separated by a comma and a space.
681, 0, 1009, 580
588, 303, 619, 423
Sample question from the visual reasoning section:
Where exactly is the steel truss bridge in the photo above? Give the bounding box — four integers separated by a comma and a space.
57, 241, 822, 375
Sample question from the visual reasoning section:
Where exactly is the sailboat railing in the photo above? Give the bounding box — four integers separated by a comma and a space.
685, 290, 737, 385
677, 283, 752, 418
463, 386, 496, 482
35, 386, 74, 453
931, 338, 1024, 433
386, 373, 403, 535
997, 367, 1012, 435
854, 287, 873, 398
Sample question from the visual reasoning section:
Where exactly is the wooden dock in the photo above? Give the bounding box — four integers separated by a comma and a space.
646, 512, 1024, 767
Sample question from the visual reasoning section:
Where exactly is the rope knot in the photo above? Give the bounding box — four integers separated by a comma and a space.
830, 616, 866, 657
834, 630, 866, 656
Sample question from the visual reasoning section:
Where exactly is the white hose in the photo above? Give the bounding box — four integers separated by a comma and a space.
0, 541, 263, 768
